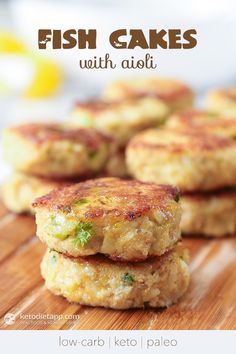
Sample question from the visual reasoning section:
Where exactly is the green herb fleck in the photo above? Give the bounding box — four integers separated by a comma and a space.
51, 254, 57, 263
78, 115, 93, 127
50, 215, 71, 240
74, 198, 88, 205
88, 150, 97, 159
73, 221, 93, 247
50, 215, 57, 226
62, 205, 72, 213
174, 192, 180, 203
158, 117, 167, 126
122, 272, 135, 286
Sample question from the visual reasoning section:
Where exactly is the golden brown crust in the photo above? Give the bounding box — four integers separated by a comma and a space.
33, 177, 179, 220
75, 99, 132, 112
129, 128, 234, 153
33, 177, 181, 260
167, 109, 236, 138
104, 79, 192, 102
9, 123, 113, 147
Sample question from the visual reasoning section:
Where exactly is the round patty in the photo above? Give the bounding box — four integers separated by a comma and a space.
32, 178, 181, 261
1, 172, 73, 214
207, 87, 236, 118
2, 123, 114, 179
181, 189, 236, 237
126, 128, 236, 192
41, 246, 189, 309
167, 109, 236, 138
103, 77, 194, 113
70, 97, 169, 146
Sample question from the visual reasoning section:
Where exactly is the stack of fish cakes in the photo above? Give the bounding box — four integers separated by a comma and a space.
126, 110, 236, 237
2, 123, 114, 214
166, 110, 236, 236
33, 177, 190, 309
69, 77, 194, 177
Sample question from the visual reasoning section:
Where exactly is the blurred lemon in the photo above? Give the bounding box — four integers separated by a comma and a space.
24, 56, 63, 98
0, 32, 27, 53
0, 31, 63, 98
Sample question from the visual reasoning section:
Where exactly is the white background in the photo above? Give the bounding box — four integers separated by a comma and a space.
1, 330, 236, 354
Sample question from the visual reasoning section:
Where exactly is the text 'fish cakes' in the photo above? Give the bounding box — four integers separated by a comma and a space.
70, 97, 169, 146
41, 246, 189, 309
207, 87, 236, 118
181, 189, 236, 237
167, 109, 236, 138
126, 129, 236, 192
103, 77, 194, 113
1, 172, 74, 214
33, 178, 181, 262
2, 123, 114, 179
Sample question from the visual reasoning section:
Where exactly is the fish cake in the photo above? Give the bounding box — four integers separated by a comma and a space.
2, 123, 114, 179
181, 189, 236, 237
70, 97, 169, 146
126, 128, 236, 192
167, 109, 236, 138
207, 87, 236, 118
41, 246, 189, 309
32, 178, 181, 262
103, 77, 194, 113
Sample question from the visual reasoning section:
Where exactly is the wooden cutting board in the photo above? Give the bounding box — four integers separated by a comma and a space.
0, 199, 235, 330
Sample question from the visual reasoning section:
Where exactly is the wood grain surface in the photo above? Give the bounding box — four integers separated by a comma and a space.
0, 200, 235, 330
